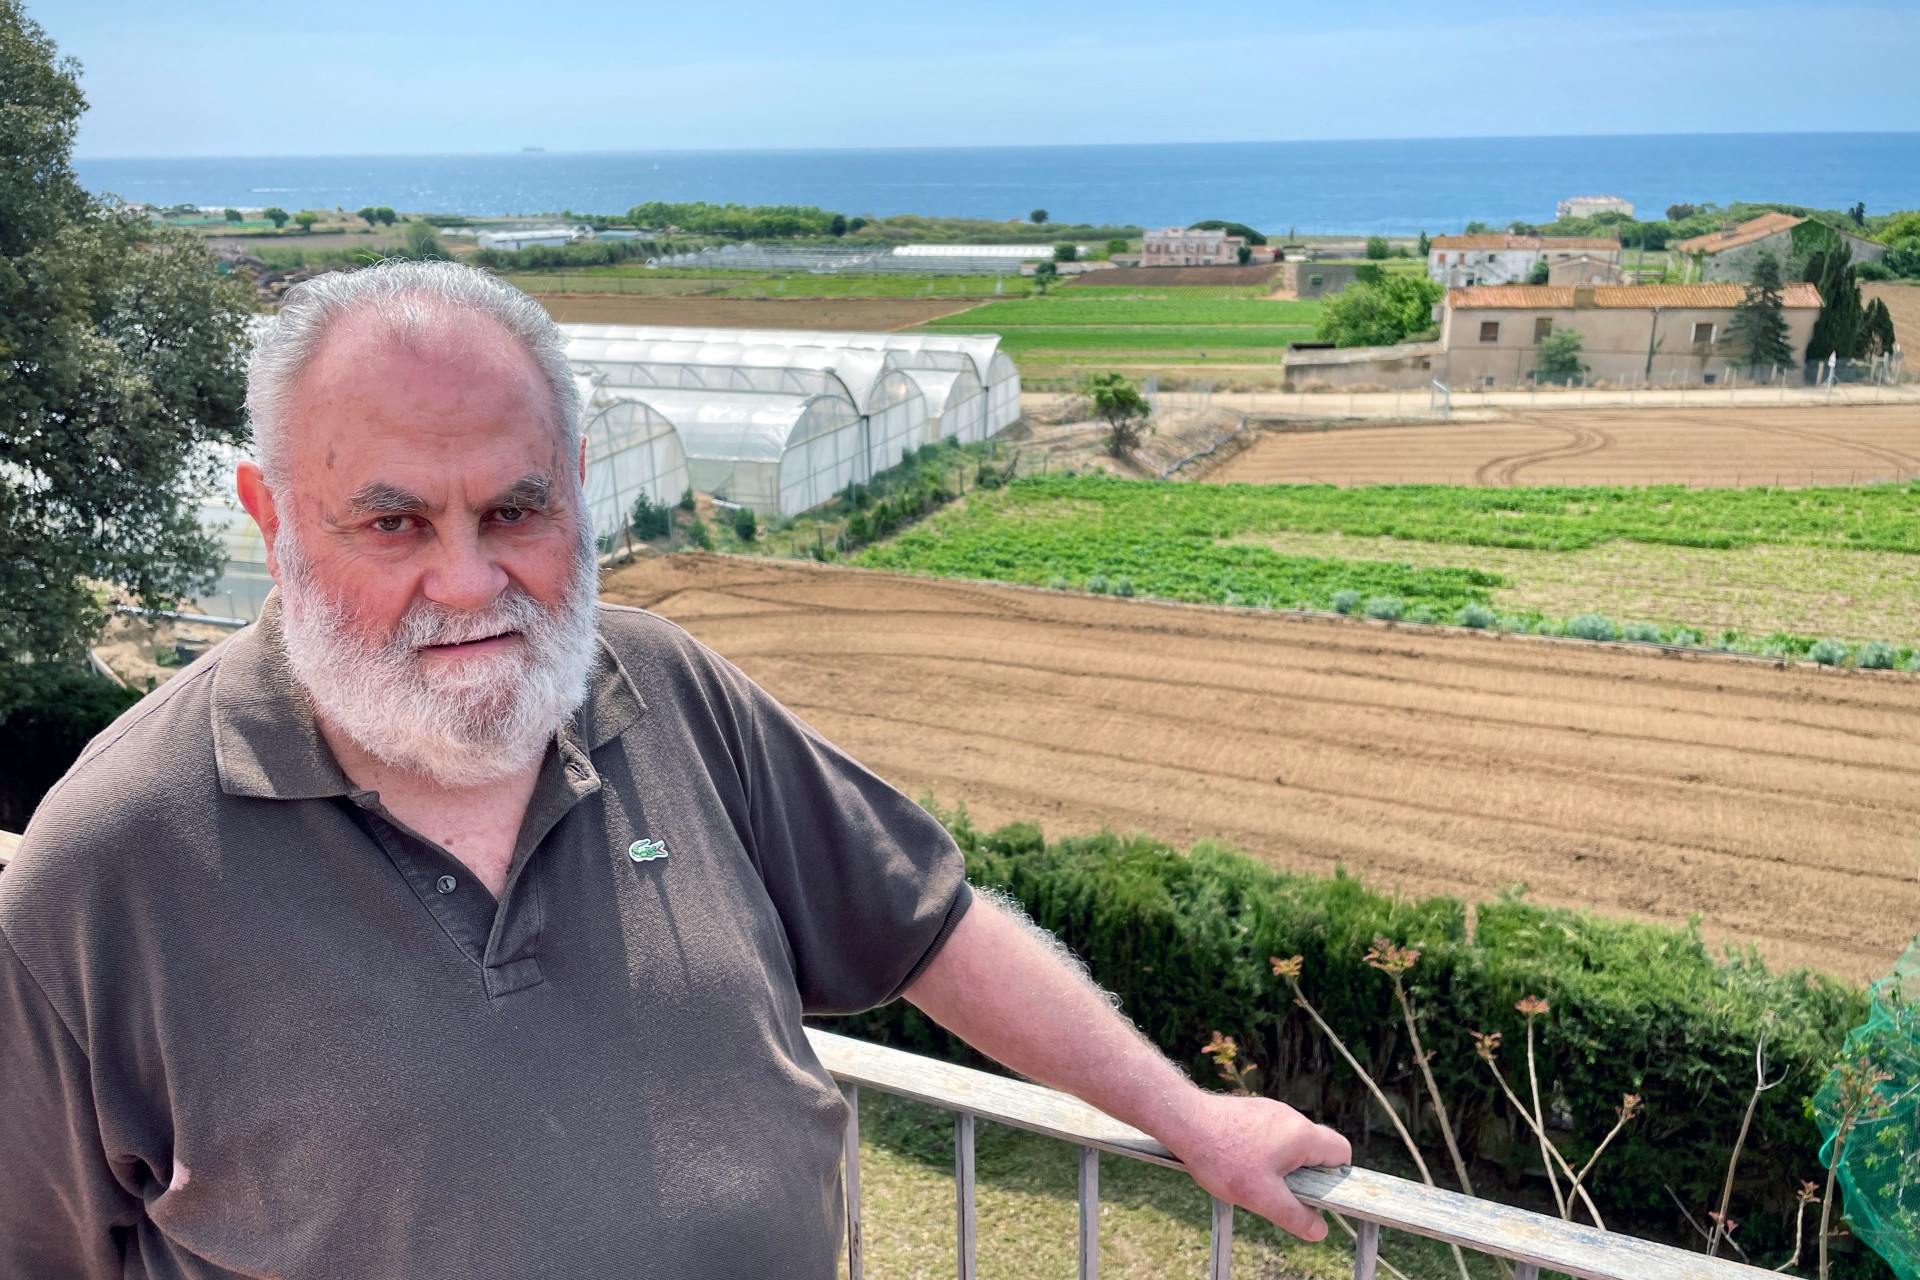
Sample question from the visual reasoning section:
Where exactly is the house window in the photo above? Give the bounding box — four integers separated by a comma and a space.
1482, 376, 1496, 388
1692, 322, 1716, 344
1309, 274, 1323, 287
1479, 321, 1500, 343
1533, 318, 1553, 343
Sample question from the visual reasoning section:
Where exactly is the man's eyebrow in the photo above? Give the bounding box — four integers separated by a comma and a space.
343, 482, 428, 516
490, 475, 555, 508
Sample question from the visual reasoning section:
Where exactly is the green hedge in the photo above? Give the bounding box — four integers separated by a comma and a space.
820, 807, 1887, 1276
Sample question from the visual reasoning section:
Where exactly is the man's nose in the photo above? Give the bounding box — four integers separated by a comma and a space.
422, 525, 508, 611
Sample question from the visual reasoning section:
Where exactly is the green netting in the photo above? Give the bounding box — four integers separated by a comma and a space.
1814, 938, 1920, 1279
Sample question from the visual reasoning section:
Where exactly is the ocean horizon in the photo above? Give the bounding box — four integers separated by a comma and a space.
74, 133, 1920, 236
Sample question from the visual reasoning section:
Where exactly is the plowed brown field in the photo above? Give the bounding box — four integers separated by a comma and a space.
1210, 404, 1920, 487
603, 554, 1920, 984
535, 294, 977, 330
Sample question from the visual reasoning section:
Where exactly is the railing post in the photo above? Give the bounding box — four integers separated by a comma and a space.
1352, 1219, 1379, 1280
841, 1084, 863, 1280
955, 1112, 977, 1280
1513, 1266, 1539, 1280
1078, 1145, 1099, 1280
1208, 1196, 1233, 1279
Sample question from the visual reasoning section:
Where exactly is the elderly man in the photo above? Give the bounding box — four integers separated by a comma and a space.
0, 261, 1348, 1277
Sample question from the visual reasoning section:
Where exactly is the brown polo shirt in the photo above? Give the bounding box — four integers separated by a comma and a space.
0, 597, 970, 1279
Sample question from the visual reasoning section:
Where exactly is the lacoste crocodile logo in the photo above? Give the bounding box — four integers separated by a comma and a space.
627, 838, 669, 863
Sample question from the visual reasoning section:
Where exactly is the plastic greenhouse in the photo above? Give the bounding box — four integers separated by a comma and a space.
565, 337, 927, 479
561, 324, 1021, 438
574, 372, 691, 546
611, 387, 864, 516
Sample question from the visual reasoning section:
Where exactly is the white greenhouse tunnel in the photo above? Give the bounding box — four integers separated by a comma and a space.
565, 337, 928, 480
560, 324, 1021, 439
607, 387, 865, 517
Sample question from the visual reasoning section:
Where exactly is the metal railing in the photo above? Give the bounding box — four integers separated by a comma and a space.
809, 1028, 1777, 1280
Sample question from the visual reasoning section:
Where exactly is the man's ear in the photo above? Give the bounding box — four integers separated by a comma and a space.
235, 460, 284, 581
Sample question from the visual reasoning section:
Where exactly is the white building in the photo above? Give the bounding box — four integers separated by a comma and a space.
1556, 195, 1634, 221
1141, 227, 1246, 267
1427, 234, 1622, 287
890, 244, 1063, 260
476, 226, 588, 251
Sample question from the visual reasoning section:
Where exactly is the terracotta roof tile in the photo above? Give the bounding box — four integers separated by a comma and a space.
1429, 234, 1622, 251
1447, 283, 1822, 310
1670, 212, 1804, 255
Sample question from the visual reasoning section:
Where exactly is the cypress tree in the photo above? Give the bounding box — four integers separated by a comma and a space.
1726, 251, 1796, 368
1805, 243, 1867, 363
1864, 297, 1898, 357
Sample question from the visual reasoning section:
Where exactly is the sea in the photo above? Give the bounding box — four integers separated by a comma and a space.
74, 134, 1920, 235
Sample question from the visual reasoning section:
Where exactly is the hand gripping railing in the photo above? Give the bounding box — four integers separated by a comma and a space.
808, 1028, 1778, 1280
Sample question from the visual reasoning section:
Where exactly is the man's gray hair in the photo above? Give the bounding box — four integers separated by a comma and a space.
247, 259, 582, 485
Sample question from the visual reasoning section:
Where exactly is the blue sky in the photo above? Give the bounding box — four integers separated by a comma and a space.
38, 1, 1920, 158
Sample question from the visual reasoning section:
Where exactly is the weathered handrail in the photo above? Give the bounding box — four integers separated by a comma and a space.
808, 1028, 1778, 1280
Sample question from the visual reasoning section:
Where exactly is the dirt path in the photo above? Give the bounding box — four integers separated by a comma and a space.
603, 554, 1920, 984
1211, 404, 1920, 487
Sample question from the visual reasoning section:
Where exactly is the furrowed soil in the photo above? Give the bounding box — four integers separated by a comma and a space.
1209, 404, 1920, 488
534, 294, 979, 329
602, 554, 1920, 985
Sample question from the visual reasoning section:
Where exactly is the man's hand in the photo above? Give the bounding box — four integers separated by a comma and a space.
1164, 1092, 1351, 1242
906, 898, 1352, 1243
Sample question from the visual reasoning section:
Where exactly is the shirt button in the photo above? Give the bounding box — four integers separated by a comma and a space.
436, 875, 457, 894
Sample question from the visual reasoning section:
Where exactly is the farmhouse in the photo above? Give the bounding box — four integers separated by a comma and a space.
1671, 212, 1887, 282
1141, 226, 1246, 267
1546, 254, 1623, 286
1427, 234, 1622, 286
1439, 282, 1822, 387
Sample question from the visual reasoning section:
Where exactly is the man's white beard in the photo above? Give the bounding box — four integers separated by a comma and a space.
275, 517, 601, 790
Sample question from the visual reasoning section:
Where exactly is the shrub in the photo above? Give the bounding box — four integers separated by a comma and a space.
731, 506, 758, 543
1500, 614, 1534, 633
1363, 595, 1404, 620
1566, 613, 1619, 641
1809, 637, 1850, 666
1406, 604, 1437, 625
1330, 589, 1362, 615
1045, 575, 1070, 590
677, 487, 696, 512
630, 493, 672, 541
1086, 574, 1110, 594
1669, 627, 1703, 647
684, 519, 711, 550
1858, 640, 1897, 669
1112, 578, 1136, 598
0, 667, 144, 831
1621, 620, 1664, 642
826, 808, 1871, 1270
1455, 602, 1497, 629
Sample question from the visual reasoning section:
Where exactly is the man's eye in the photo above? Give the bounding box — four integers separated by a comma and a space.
495, 506, 529, 523
372, 515, 410, 533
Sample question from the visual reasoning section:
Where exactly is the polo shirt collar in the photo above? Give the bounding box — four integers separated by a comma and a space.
211, 593, 645, 801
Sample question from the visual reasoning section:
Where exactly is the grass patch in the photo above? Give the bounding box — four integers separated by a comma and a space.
924, 297, 1323, 327
1231, 529, 1920, 648
990, 327, 1318, 358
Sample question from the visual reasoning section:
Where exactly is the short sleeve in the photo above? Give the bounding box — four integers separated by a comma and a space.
0, 929, 143, 1279
715, 657, 971, 1015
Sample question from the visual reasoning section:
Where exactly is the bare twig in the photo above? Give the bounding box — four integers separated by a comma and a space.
1377, 947, 1475, 1197
1517, 999, 1567, 1220
1773, 1182, 1820, 1274
1572, 1094, 1641, 1189
1276, 956, 1474, 1280
1474, 1031, 1607, 1230
1709, 1035, 1784, 1258
1664, 1183, 1714, 1245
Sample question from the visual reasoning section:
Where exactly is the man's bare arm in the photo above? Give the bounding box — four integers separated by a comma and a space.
904, 896, 1351, 1240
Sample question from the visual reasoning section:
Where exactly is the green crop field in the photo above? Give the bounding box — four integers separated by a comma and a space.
925, 297, 1322, 327
854, 473, 1920, 656
989, 327, 1318, 358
